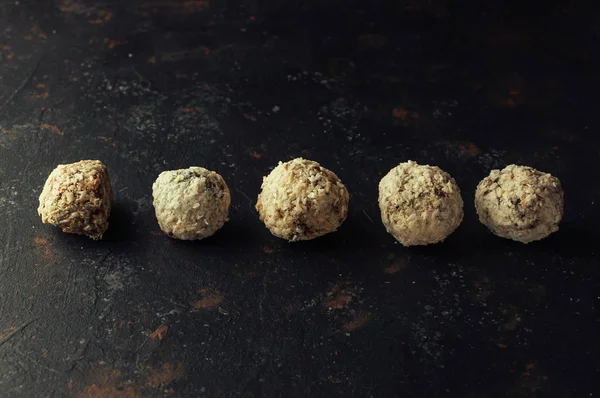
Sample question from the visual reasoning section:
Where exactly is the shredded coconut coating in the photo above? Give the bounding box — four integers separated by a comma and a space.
256, 158, 349, 241
38, 160, 112, 240
152, 167, 230, 240
378, 161, 463, 246
475, 164, 563, 243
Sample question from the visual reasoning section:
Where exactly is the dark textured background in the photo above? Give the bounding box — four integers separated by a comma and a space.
1, 0, 599, 397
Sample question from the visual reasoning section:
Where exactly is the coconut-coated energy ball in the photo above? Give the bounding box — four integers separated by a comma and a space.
38, 160, 112, 240
152, 167, 231, 240
256, 158, 349, 241
475, 164, 563, 243
378, 161, 463, 246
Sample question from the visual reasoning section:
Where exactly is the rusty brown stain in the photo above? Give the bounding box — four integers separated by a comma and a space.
0, 326, 17, 340
243, 113, 257, 121
24, 35, 33, 40
103, 38, 120, 49
509, 88, 521, 96
262, 246, 273, 254
183, 0, 210, 12
139, 1, 210, 12
518, 362, 547, 392
77, 384, 139, 398
343, 313, 371, 331
0, 129, 17, 140
357, 34, 387, 50
34, 237, 48, 245
392, 107, 408, 120
88, 10, 112, 24
34, 236, 56, 261
391, 107, 418, 121
36, 83, 46, 89
457, 141, 482, 157
150, 325, 168, 341
59, 0, 82, 13
31, 92, 49, 99
384, 262, 405, 274
98, 136, 117, 148
249, 150, 262, 159
41, 124, 64, 136
192, 290, 223, 309
183, 107, 194, 113
73, 364, 183, 398
145, 363, 184, 388
525, 363, 535, 371
487, 28, 530, 46
6, 52, 15, 60
323, 282, 356, 310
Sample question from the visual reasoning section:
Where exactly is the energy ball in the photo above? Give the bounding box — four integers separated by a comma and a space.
256, 158, 349, 241
38, 160, 112, 240
152, 167, 230, 240
378, 161, 463, 246
475, 165, 564, 243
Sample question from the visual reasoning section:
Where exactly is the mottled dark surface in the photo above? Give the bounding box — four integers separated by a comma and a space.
1, 0, 599, 397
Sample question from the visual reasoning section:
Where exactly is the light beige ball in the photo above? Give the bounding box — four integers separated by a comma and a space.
152, 167, 230, 240
378, 161, 463, 246
38, 160, 112, 240
475, 164, 563, 243
256, 158, 349, 241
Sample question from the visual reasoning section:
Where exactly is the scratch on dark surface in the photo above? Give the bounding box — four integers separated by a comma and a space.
238, 189, 255, 212
362, 209, 375, 224
65, 340, 89, 374
257, 272, 268, 322
91, 251, 112, 311
0, 318, 39, 348
14, 348, 60, 374
131, 66, 149, 83
0, 55, 44, 111
159, 296, 188, 308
